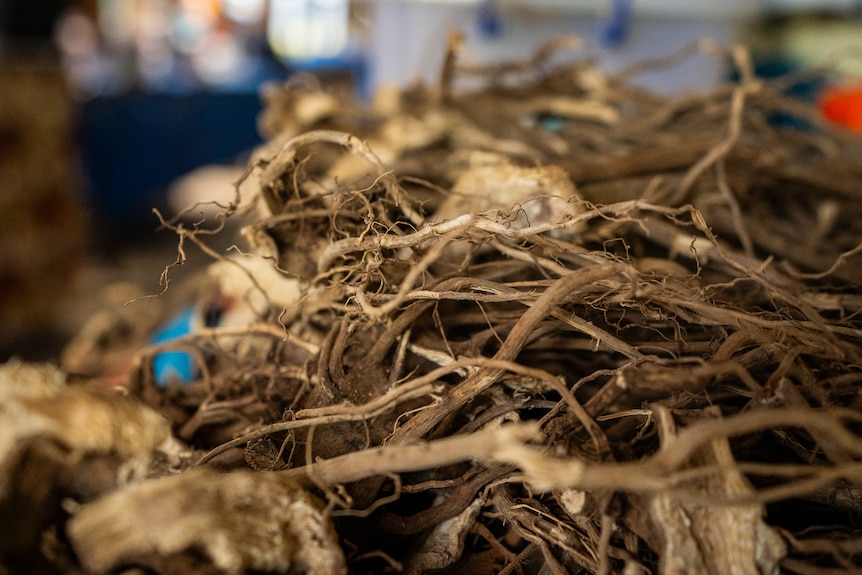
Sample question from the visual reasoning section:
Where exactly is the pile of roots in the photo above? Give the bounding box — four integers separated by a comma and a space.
4, 38, 862, 574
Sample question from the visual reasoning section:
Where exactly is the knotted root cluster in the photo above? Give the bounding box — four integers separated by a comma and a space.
8, 39, 862, 574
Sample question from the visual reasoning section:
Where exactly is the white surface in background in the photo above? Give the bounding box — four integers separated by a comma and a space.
367, 2, 744, 94
371, 0, 759, 18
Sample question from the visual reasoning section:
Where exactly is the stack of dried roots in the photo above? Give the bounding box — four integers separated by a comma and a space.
6, 39, 862, 574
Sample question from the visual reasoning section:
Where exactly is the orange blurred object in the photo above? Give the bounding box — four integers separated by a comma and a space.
820, 85, 862, 133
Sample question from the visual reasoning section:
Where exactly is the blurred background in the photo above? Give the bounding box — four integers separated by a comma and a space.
1, 0, 861, 361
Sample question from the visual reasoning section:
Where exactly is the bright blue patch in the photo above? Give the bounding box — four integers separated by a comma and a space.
150, 305, 198, 386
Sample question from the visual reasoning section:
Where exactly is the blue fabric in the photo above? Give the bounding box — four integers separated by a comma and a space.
150, 304, 198, 385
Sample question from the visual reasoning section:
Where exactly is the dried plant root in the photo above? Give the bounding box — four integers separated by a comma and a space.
37, 38, 862, 575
